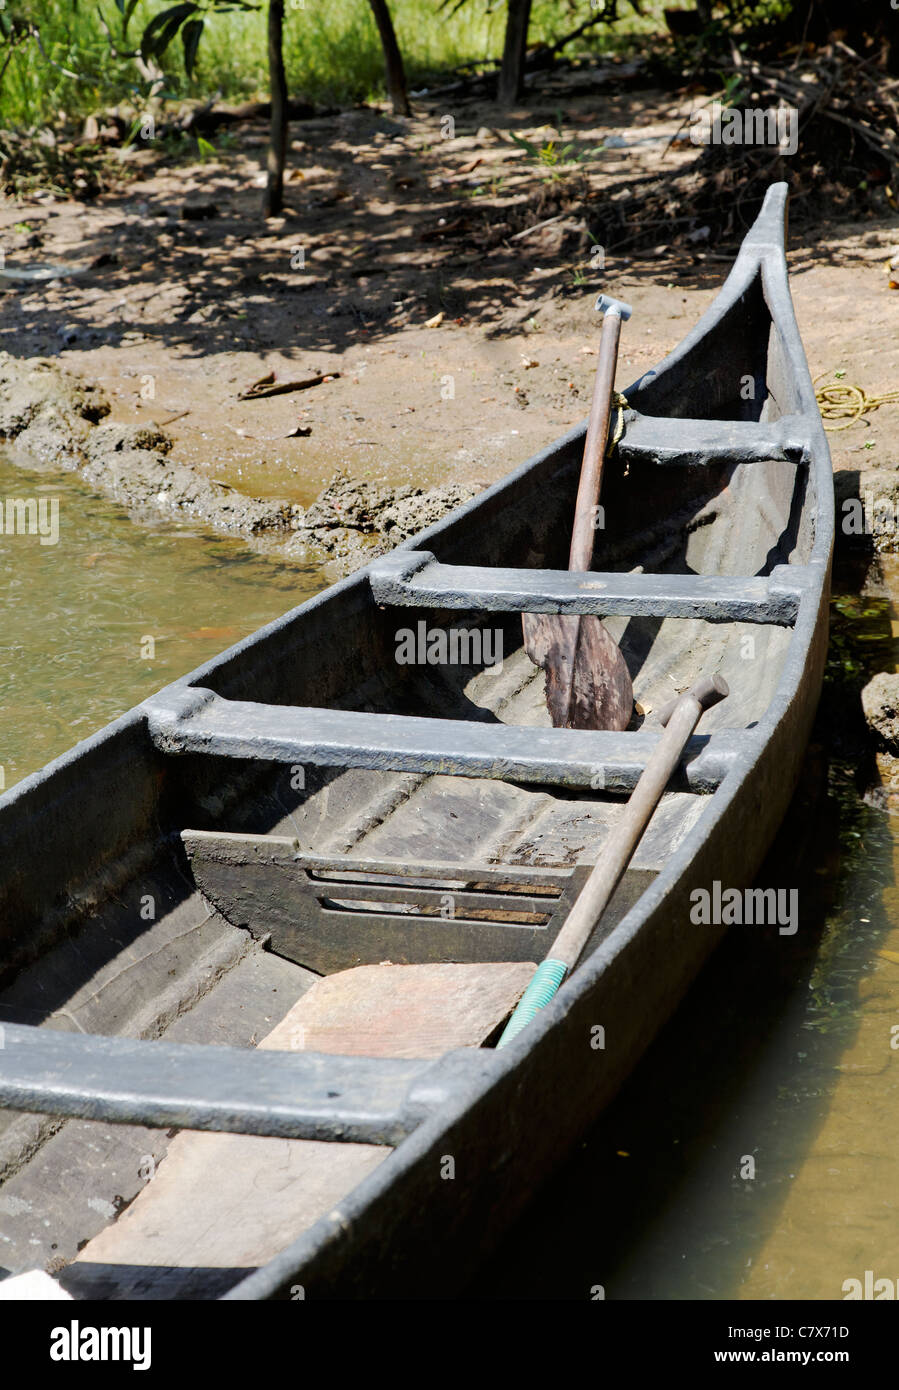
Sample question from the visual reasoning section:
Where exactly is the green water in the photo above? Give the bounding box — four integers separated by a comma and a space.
0, 457, 322, 790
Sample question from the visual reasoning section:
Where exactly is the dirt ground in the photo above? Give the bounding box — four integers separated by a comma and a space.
1, 63, 897, 570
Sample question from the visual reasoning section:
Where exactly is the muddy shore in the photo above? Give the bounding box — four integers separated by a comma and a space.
0, 351, 478, 576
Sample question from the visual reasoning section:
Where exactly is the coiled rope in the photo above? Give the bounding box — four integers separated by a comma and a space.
814, 374, 899, 432
608, 391, 629, 453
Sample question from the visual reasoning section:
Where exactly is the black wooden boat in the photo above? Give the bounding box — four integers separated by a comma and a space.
0, 183, 833, 1299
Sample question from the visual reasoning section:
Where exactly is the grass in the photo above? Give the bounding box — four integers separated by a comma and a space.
0, 0, 662, 131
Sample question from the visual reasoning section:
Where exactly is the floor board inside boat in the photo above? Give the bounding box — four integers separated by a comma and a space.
0, 945, 314, 1279
57, 961, 534, 1299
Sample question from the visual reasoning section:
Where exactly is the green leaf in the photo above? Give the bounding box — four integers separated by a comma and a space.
181, 16, 204, 77
123, 114, 144, 147
509, 132, 540, 158
140, 2, 198, 62
197, 135, 216, 160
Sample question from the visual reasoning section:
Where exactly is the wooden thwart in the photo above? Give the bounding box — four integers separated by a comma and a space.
182, 829, 585, 973
72, 962, 535, 1293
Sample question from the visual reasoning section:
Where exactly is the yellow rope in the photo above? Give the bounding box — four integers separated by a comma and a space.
814, 373, 899, 432
608, 391, 629, 453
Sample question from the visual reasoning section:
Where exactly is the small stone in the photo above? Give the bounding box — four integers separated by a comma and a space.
862, 672, 899, 751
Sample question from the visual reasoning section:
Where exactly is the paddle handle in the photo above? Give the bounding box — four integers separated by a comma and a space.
550, 674, 728, 969
569, 310, 622, 573
497, 675, 729, 1047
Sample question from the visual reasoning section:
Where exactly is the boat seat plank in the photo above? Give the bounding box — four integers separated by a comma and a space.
0, 1020, 481, 1145
68, 962, 535, 1298
369, 552, 809, 625
145, 686, 743, 791
616, 411, 811, 467
181, 830, 592, 972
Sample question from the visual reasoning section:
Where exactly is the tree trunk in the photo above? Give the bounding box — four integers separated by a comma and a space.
263, 0, 287, 218
498, 0, 532, 107
367, 0, 411, 117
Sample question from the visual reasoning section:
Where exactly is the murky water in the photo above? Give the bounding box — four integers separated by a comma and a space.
470, 554, 899, 1300
0, 456, 322, 789
3, 453, 898, 1299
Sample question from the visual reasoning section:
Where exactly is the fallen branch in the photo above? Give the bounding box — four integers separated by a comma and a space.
238, 372, 340, 401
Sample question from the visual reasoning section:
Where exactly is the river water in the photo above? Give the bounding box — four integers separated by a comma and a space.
0, 455, 320, 789
2, 456, 897, 1301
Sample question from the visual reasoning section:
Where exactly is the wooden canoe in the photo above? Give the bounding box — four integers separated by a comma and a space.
0, 183, 833, 1300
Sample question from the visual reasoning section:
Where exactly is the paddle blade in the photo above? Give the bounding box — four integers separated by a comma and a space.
528, 613, 633, 731
522, 611, 557, 667
568, 615, 633, 731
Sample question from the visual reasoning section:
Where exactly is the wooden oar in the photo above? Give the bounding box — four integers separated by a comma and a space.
497, 674, 729, 1047
523, 294, 634, 731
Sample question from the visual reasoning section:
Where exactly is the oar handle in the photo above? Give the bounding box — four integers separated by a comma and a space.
496, 674, 729, 1047
655, 674, 729, 728
569, 309, 623, 573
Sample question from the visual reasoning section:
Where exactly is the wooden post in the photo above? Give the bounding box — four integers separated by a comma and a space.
498, 0, 532, 107
263, 0, 288, 218
368, 0, 411, 117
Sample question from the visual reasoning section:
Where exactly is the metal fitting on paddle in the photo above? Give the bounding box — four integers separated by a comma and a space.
595, 293, 633, 321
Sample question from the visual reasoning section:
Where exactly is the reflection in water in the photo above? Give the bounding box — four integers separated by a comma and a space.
0, 457, 322, 789
470, 557, 899, 1301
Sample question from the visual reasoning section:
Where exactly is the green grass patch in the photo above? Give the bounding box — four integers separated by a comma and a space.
0, 0, 663, 131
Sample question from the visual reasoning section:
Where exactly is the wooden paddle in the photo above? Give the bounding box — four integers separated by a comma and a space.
497, 674, 730, 1047
523, 294, 634, 731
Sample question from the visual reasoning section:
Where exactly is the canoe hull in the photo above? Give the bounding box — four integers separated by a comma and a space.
0, 182, 834, 1298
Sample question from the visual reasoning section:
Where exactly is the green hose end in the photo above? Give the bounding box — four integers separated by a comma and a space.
496, 958, 568, 1049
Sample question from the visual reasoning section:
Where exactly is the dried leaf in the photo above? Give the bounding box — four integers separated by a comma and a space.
424, 311, 445, 328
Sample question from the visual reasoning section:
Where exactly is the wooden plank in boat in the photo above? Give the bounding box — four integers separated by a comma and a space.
182, 829, 574, 972
282, 961, 537, 1058
69, 962, 535, 1297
